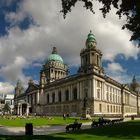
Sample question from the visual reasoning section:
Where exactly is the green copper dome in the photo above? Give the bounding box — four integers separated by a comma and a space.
86, 30, 96, 42
47, 54, 64, 63
46, 47, 64, 63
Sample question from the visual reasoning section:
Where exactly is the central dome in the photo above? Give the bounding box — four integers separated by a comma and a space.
47, 54, 63, 63
46, 47, 64, 63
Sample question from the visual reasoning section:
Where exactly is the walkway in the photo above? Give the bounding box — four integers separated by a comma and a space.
0, 122, 91, 135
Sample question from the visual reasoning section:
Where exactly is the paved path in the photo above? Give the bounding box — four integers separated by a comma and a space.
0, 117, 139, 135
0, 122, 91, 135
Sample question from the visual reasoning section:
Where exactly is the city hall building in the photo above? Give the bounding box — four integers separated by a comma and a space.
14, 31, 140, 117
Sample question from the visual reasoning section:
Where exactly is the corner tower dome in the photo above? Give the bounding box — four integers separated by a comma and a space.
47, 47, 64, 63
86, 30, 96, 48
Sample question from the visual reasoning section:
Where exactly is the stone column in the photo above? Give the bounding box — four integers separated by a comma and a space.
121, 86, 124, 117
26, 104, 29, 116
37, 90, 39, 104
77, 82, 79, 99
17, 105, 20, 115
93, 79, 96, 98
68, 86, 70, 101
137, 92, 139, 116
70, 85, 72, 101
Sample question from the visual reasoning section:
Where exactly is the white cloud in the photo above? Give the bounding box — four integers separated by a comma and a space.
0, 56, 30, 84
105, 62, 132, 83
0, 0, 139, 89
106, 62, 125, 73
0, 82, 14, 94
4, 0, 139, 64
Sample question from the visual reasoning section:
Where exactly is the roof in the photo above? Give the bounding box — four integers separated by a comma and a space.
46, 47, 64, 63
5, 94, 14, 100
47, 54, 64, 63
86, 30, 96, 42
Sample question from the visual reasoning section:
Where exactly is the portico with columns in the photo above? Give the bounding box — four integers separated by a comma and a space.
16, 102, 30, 116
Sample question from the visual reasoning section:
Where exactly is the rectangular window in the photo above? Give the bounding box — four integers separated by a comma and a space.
97, 81, 101, 87
97, 89, 100, 99
107, 85, 109, 91
113, 106, 115, 113
106, 93, 109, 101
73, 88, 77, 100
110, 105, 112, 112
34, 94, 37, 105
52, 93, 55, 103
58, 91, 62, 102
116, 106, 118, 113
99, 104, 102, 112
110, 93, 112, 102
5, 100, 10, 105
47, 94, 49, 103
107, 105, 109, 112
65, 90, 69, 101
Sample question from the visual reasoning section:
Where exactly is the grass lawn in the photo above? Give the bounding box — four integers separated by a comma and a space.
0, 120, 140, 140
0, 116, 90, 127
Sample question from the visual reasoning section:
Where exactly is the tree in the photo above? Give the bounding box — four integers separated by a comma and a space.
3, 103, 11, 114
61, 0, 140, 47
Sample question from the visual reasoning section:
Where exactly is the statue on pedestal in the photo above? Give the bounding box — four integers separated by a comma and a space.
81, 97, 91, 119
83, 97, 88, 108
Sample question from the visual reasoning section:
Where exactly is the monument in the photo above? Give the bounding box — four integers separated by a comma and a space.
81, 97, 91, 119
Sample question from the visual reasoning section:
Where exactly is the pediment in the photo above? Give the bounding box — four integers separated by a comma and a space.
25, 84, 39, 94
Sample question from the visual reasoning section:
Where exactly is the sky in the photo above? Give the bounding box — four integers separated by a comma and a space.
0, 0, 140, 95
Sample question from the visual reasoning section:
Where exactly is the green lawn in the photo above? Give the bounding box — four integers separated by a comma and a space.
0, 116, 90, 127
0, 120, 140, 140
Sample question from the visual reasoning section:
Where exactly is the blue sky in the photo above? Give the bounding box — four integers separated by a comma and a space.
0, 0, 140, 94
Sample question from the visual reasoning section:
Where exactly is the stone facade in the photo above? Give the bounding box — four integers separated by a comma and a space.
14, 31, 140, 117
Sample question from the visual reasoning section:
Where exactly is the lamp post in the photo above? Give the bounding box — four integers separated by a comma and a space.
135, 86, 140, 116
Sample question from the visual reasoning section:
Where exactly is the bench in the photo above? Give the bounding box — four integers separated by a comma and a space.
66, 123, 82, 132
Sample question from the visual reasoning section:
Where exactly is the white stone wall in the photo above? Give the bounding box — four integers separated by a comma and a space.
92, 76, 138, 117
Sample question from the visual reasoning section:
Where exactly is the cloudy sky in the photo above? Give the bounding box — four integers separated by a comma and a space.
0, 0, 140, 95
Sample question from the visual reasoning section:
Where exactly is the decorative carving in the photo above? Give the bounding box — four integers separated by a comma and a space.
52, 47, 57, 54
26, 85, 38, 93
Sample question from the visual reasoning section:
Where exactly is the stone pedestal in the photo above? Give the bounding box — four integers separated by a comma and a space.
81, 107, 91, 119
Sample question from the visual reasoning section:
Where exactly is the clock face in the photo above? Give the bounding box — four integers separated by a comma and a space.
86, 40, 96, 49
87, 42, 95, 48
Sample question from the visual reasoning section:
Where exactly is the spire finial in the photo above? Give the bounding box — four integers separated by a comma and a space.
133, 75, 136, 81
90, 30, 92, 33
52, 46, 57, 54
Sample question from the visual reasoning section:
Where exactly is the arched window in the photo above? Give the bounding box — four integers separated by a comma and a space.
65, 90, 69, 101
47, 94, 49, 103
58, 91, 61, 102
52, 92, 55, 103
73, 87, 77, 100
